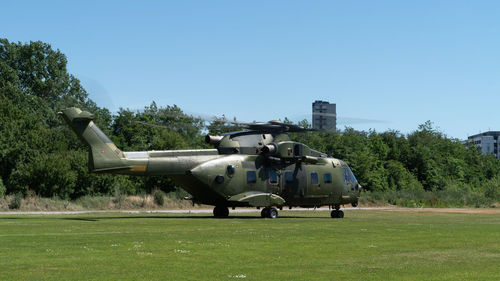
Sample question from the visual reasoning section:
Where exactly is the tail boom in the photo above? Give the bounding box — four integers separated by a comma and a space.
61, 107, 221, 175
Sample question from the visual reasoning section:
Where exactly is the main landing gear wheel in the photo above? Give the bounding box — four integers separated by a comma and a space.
261, 208, 269, 218
330, 210, 344, 218
213, 206, 229, 218
261, 207, 278, 219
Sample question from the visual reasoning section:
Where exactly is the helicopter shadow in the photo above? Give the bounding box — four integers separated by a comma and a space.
60, 214, 332, 222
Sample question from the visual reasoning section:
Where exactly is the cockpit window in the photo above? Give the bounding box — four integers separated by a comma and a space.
348, 168, 358, 183
340, 160, 358, 184
342, 167, 348, 183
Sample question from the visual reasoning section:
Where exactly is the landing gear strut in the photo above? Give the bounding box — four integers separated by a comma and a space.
330, 205, 344, 219
261, 207, 278, 219
213, 206, 229, 218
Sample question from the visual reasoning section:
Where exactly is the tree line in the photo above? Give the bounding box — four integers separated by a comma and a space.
1, 39, 499, 204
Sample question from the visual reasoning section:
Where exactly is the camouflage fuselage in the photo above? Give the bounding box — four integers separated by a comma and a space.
61, 107, 361, 209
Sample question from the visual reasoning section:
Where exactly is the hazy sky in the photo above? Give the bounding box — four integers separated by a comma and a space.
2, 1, 500, 139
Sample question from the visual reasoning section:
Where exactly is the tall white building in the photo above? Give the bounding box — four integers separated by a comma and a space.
467, 131, 500, 159
312, 100, 336, 132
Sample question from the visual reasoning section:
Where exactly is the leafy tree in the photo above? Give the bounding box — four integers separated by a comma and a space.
7, 153, 77, 198
1, 38, 499, 204
0, 38, 113, 197
207, 115, 241, 135
384, 160, 423, 191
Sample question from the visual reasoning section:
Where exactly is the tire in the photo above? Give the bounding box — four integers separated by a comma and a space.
338, 210, 344, 218
213, 206, 229, 218
261, 208, 269, 218
269, 208, 278, 219
330, 210, 338, 218
221, 207, 229, 217
331, 209, 345, 218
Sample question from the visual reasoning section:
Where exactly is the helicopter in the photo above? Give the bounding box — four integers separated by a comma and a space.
60, 107, 361, 218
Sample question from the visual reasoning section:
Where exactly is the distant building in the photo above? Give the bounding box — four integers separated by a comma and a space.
312, 100, 336, 132
467, 131, 500, 159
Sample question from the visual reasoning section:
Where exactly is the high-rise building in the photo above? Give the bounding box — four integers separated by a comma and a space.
467, 131, 500, 159
312, 100, 336, 132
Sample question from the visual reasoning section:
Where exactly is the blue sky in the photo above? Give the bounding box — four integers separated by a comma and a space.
2, 0, 500, 139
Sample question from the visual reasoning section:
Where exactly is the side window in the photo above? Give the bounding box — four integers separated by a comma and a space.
324, 173, 332, 184
269, 169, 278, 185
285, 171, 294, 182
247, 171, 257, 184
311, 172, 319, 185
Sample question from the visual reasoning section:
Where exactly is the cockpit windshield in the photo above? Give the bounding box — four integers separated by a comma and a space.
340, 160, 358, 184
348, 167, 358, 183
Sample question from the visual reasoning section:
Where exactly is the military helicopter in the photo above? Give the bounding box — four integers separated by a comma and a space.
61, 107, 361, 219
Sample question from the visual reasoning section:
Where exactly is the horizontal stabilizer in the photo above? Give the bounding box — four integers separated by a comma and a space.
73, 111, 94, 122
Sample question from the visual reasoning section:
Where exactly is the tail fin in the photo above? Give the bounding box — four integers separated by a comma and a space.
60, 107, 125, 172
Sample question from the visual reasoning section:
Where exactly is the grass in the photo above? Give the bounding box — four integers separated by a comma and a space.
0, 209, 499, 280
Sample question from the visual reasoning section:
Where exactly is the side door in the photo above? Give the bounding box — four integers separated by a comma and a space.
282, 164, 307, 198
267, 167, 281, 195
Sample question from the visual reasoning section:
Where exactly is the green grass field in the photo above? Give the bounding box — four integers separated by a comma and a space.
1, 209, 499, 280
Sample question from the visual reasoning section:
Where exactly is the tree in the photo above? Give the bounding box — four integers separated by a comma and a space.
2, 38, 500, 202
0, 38, 113, 197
